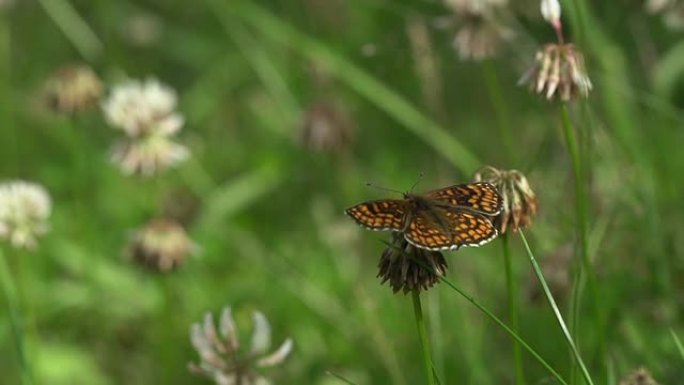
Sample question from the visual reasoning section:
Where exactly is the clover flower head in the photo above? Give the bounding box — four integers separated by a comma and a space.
126, 218, 195, 273
518, 43, 592, 101
474, 166, 537, 234
102, 78, 189, 176
189, 307, 293, 385
43, 64, 103, 114
452, 13, 514, 61
0, 181, 51, 249
445, 0, 513, 61
618, 367, 660, 385
378, 233, 448, 294
299, 101, 354, 153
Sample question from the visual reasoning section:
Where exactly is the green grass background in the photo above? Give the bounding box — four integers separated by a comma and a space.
1, 0, 684, 384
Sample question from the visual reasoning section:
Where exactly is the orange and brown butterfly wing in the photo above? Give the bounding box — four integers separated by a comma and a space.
404, 207, 498, 251
442, 210, 498, 248
424, 182, 502, 215
345, 199, 407, 231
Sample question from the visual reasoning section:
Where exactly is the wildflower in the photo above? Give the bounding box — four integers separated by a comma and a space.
619, 367, 660, 385
299, 100, 354, 153
42, 64, 103, 114
378, 233, 448, 294
445, 0, 513, 61
452, 14, 513, 61
473, 166, 537, 234
126, 218, 195, 272
518, 43, 592, 101
189, 307, 293, 385
0, 181, 51, 249
102, 78, 189, 176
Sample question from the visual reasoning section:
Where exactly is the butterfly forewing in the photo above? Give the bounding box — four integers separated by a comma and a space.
425, 182, 502, 215
345, 199, 406, 231
404, 207, 498, 251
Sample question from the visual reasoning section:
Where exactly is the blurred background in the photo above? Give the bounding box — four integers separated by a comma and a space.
1, 0, 684, 384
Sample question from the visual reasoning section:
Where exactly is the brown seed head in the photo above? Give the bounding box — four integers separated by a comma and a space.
619, 367, 660, 385
378, 233, 448, 294
42, 65, 103, 114
299, 101, 354, 154
473, 166, 537, 234
452, 13, 513, 61
518, 43, 592, 102
126, 218, 194, 272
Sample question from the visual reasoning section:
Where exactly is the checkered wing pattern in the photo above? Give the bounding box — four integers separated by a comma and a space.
425, 182, 502, 215
345, 200, 406, 231
404, 208, 498, 251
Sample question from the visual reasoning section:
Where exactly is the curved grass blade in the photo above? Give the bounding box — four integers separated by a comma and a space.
519, 231, 595, 385
213, 0, 480, 175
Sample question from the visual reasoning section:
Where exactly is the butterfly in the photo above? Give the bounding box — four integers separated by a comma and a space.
345, 182, 503, 251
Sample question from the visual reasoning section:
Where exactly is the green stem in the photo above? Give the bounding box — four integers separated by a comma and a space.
0, 248, 33, 385
0, 15, 18, 172
482, 61, 516, 163
671, 329, 684, 361
411, 290, 435, 385
502, 234, 525, 384
438, 276, 568, 385
326, 370, 359, 385
560, 105, 606, 369
519, 231, 594, 385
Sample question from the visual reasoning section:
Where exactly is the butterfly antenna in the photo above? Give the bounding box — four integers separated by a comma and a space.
408, 172, 424, 193
365, 183, 402, 196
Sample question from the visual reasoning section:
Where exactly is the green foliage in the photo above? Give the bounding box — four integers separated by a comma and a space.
1, 0, 684, 384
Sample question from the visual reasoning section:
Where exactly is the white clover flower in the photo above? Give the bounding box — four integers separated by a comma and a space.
0, 181, 51, 249
541, 0, 562, 28
102, 78, 189, 176
189, 307, 293, 385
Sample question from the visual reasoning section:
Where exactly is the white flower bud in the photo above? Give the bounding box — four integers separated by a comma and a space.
541, 0, 562, 27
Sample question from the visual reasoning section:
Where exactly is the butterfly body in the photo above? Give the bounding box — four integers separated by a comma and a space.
346, 182, 502, 251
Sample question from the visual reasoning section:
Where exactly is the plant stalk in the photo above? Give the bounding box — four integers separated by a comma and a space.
502, 234, 525, 384
482, 61, 516, 163
0, 248, 33, 385
411, 290, 435, 385
437, 274, 568, 385
519, 231, 594, 385
560, 104, 606, 370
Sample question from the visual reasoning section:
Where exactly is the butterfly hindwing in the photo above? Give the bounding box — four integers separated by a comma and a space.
404, 207, 498, 251
442, 210, 498, 248
403, 209, 456, 250
345, 199, 406, 231
425, 182, 502, 215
